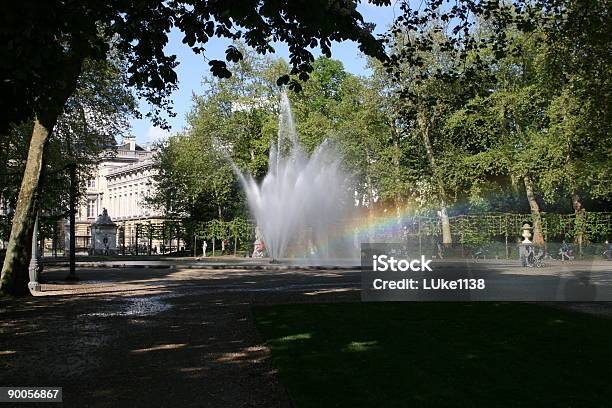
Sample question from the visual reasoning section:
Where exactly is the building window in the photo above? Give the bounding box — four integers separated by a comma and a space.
87, 179, 96, 188
87, 199, 96, 218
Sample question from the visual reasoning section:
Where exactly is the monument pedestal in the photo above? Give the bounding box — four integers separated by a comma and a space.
90, 209, 118, 255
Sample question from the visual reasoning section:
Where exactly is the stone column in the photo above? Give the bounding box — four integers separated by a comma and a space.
28, 213, 42, 291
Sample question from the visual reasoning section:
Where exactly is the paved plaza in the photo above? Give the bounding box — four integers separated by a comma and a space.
1, 259, 610, 407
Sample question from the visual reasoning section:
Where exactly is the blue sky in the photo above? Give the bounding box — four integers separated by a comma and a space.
130, 2, 399, 146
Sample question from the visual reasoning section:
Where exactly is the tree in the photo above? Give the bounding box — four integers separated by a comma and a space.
384, 24, 492, 244
289, 57, 401, 217
1, 0, 389, 296
44, 56, 137, 217
228, 217, 253, 256
0, 56, 136, 293
447, 87, 551, 245
530, 0, 611, 246
148, 130, 244, 255
204, 219, 230, 257
149, 49, 284, 231
153, 53, 405, 255
442, 3, 611, 245
384, 0, 611, 245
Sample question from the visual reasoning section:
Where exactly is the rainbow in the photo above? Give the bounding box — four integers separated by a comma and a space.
280, 205, 435, 259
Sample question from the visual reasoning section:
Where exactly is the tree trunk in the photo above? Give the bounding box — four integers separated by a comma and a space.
0, 50, 83, 296
572, 191, 585, 256
523, 175, 544, 245
67, 163, 77, 278
419, 113, 452, 244
439, 204, 452, 245
392, 128, 403, 225
364, 149, 376, 209
0, 119, 50, 295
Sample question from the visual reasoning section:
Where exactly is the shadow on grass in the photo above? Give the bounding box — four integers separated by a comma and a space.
255, 302, 612, 408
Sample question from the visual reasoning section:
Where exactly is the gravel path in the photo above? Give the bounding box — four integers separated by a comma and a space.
0, 267, 359, 407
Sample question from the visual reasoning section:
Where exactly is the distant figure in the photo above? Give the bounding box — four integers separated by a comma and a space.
519, 238, 533, 267
473, 246, 486, 260
603, 241, 611, 260
523, 245, 547, 268
559, 240, 574, 261
202, 240, 207, 257
532, 248, 547, 268
524, 245, 534, 267
437, 241, 444, 260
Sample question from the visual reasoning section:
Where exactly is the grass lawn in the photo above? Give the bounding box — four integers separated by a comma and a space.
254, 302, 612, 408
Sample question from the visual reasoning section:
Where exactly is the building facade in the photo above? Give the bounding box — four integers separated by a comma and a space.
72, 136, 180, 254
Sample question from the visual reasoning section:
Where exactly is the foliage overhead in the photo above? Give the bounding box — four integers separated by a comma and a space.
1, 0, 390, 131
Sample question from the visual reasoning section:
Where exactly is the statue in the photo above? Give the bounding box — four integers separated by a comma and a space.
90, 208, 118, 255
202, 240, 207, 257
252, 226, 266, 258
521, 223, 533, 244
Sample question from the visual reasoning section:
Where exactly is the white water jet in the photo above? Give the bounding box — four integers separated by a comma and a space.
238, 93, 353, 260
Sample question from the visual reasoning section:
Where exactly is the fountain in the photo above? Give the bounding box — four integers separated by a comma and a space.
237, 93, 354, 261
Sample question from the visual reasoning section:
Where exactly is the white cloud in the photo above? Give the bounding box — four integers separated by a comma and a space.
146, 125, 171, 144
